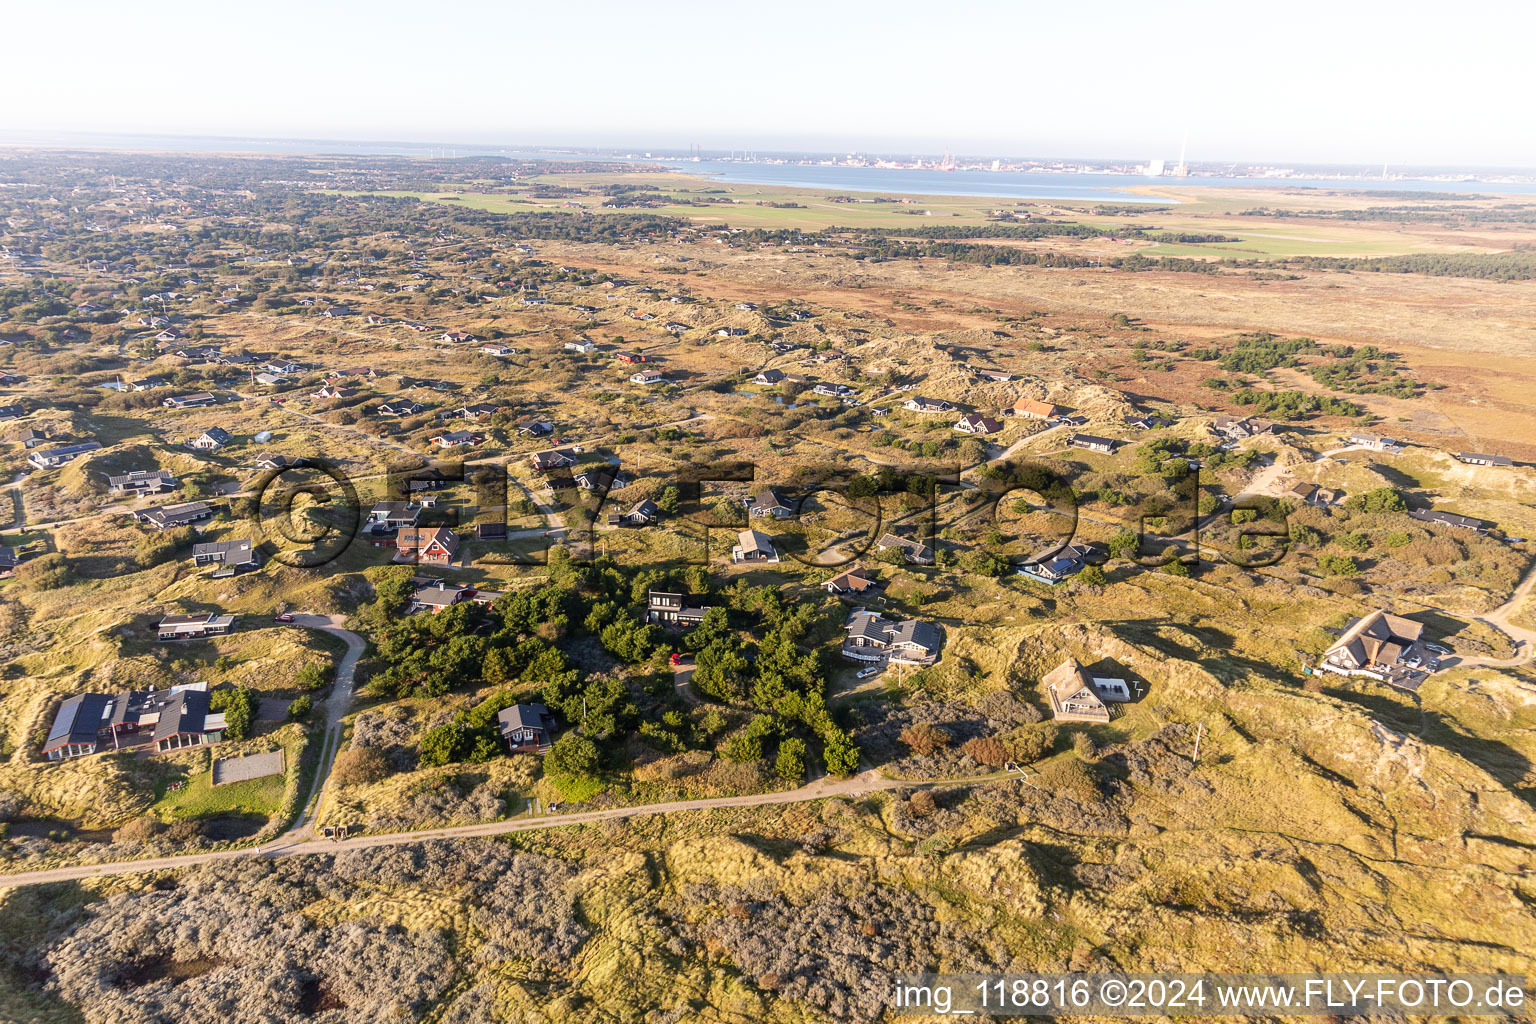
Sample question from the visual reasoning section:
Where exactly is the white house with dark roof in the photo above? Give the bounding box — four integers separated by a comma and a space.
378, 399, 427, 417
842, 609, 942, 665
498, 703, 556, 754
732, 529, 778, 563
192, 538, 259, 575
254, 452, 306, 471
132, 501, 215, 530
1068, 433, 1117, 454
575, 465, 626, 492
876, 533, 934, 565
1018, 542, 1101, 584
367, 501, 423, 530
517, 419, 554, 437
452, 402, 500, 420
954, 413, 1003, 436
157, 612, 236, 641
163, 392, 217, 409
608, 497, 660, 527
1455, 452, 1513, 468
108, 469, 177, 494
27, 441, 101, 470
191, 427, 233, 450
1319, 610, 1425, 682
747, 489, 793, 518
1212, 416, 1273, 440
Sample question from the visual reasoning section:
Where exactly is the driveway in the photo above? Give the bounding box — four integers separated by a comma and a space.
282, 615, 366, 838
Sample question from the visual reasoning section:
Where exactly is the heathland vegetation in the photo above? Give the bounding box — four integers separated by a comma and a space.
0, 149, 1531, 1024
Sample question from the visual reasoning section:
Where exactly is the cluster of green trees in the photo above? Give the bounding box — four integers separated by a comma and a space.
1240, 202, 1536, 225
210, 686, 258, 741
846, 466, 940, 500
871, 432, 960, 459
366, 551, 860, 784
372, 602, 491, 699
1317, 554, 1360, 577
1308, 346, 1420, 398
688, 582, 860, 778
419, 690, 533, 766
1135, 438, 1193, 481
1343, 487, 1407, 514
1108, 255, 1226, 275
855, 223, 1119, 241
1135, 231, 1240, 244
1211, 332, 1317, 374
855, 239, 1099, 268
1090, 204, 1174, 216
1253, 252, 1536, 282
1228, 388, 1362, 419
0, 282, 74, 321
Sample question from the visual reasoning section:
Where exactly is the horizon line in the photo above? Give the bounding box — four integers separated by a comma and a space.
2, 128, 1534, 177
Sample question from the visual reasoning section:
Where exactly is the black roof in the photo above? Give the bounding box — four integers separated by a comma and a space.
497, 703, 553, 735
137, 501, 213, 527
1409, 508, 1485, 530
45, 693, 113, 750
149, 688, 212, 743
891, 619, 942, 652
193, 538, 253, 559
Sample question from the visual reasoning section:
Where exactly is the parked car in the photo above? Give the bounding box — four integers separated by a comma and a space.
274, 613, 295, 623
1427, 658, 1442, 671
669, 652, 684, 666
1425, 643, 1453, 655
855, 666, 882, 679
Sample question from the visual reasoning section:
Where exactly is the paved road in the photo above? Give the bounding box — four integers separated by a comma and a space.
282, 615, 366, 839
0, 769, 1009, 888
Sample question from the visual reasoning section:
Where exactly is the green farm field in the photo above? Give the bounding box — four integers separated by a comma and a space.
350, 173, 1531, 259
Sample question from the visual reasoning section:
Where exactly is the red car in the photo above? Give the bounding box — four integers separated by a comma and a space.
274, 613, 295, 623
669, 652, 684, 666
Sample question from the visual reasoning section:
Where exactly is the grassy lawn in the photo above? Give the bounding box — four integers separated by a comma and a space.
343, 181, 1018, 232
1141, 232, 1456, 259
331, 176, 1521, 256
153, 767, 286, 821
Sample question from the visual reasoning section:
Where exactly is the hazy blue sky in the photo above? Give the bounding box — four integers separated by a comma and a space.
6, 0, 1532, 166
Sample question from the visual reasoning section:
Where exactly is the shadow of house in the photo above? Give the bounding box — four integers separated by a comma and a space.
1324, 685, 1535, 810
1082, 657, 1145, 700
1101, 617, 1291, 684
1364, 462, 1422, 491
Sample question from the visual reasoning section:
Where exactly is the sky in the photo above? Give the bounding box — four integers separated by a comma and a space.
4, 0, 1534, 168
